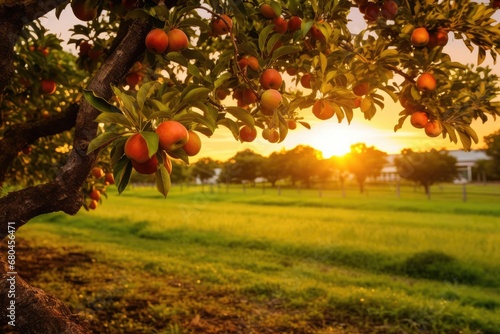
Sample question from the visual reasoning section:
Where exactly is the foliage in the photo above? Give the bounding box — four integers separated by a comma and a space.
221, 149, 265, 185
1, 21, 86, 185
482, 130, 500, 180
394, 148, 458, 195
260, 150, 288, 186
282, 145, 323, 188
344, 143, 387, 193
191, 157, 219, 183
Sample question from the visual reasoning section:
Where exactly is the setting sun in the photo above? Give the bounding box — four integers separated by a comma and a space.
282, 120, 406, 158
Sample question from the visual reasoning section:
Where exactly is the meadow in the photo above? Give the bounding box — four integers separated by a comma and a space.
7, 182, 500, 333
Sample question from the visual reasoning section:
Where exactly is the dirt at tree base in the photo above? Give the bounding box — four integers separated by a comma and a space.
0, 239, 364, 334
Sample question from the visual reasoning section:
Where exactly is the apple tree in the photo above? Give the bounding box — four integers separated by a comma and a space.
344, 142, 387, 193
1, 0, 500, 332
483, 130, 500, 179
394, 148, 458, 197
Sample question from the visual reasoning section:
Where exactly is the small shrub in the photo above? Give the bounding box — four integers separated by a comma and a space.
400, 250, 479, 285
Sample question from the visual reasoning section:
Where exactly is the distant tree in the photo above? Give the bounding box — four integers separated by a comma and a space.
218, 159, 237, 185
344, 143, 387, 193
284, 145, 322, 188
483, 130, 500, 179
227, 149, 265, 186
260, 150, 287, 187
395, 149, 458, 197
313, 158, 335, 186
170, 160, 193, 184
191, 157, 219, 185
473, 159, 499, 182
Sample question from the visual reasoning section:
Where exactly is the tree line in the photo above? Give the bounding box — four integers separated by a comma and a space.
149, 131, 500, 195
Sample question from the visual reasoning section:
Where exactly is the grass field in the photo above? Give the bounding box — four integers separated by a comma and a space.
6, 183, 500, 333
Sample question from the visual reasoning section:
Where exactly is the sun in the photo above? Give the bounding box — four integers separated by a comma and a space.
283, 121, 402, 158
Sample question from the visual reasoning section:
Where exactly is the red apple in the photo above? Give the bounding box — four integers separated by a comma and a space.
166, 28, 188, 52
156, 120, 189, 151
239, 125, 257, 142
182, 131, 202, 156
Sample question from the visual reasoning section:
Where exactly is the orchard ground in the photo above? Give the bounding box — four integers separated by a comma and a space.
2, 182, 500, 334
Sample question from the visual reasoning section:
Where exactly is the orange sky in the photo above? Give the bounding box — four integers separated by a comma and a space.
40, 7, 500, 161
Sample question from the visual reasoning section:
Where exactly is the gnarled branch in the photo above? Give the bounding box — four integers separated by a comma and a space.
0, 103, 79, 184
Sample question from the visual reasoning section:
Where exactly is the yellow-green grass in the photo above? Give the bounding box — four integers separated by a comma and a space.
12, 183, 500, 333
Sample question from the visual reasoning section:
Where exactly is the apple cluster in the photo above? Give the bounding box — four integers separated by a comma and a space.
398, 26, 449, 138
402, 71, 443, 138
84, 167, 115, 210
124, 121, 202, 175
410, 27, 449, 49
354, 0, 399, 22
145, 28, 189, 54
217, 5, 309, 144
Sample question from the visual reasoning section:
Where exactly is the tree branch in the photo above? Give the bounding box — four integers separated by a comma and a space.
0, 18, 151, 240
0, 103, 79, 184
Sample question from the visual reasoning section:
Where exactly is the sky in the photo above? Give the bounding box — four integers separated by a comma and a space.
39, 5, 500, 161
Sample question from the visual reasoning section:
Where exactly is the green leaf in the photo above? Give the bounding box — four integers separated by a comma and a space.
112, 86, 138, 123
188, 63, 202, 79
266, 33, 283, 55
258, 24, 275, 53
172, 149, 191, 166
319, 52, 327, 75
83, 90, 121, 113
110, 137, 127, 167
277, 113, 288, 143
214, 72, 232, 89
140, 131, 159, 158
269, 1, 282, 16
270, 45, 302, 62
114, 157, 132, 195
181, 86, 211, 104
155, 164, 172, 198
137, 81, 161, 110
177, 17, 211, 32
393, 115, 408, 132
87, 132, 124, 154
344, 107, 354, 124
175, 112, 216, 134
463, 125, 479, 143
442, 123, 458, 143
457, 130, 472, 151
298, 121, 311, 130
477, 47, 486, 65
166, 52, 188, 67
217, 118, 240, 140
95, 112, 133, 128
55, 2, 68, 19
225, 107, 255, 127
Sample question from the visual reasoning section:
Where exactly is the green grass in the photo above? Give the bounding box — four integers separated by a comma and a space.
11, 183, 500, 333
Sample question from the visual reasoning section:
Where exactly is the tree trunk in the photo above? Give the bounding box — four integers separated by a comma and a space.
0, 254, 90, 333
424, 183, 431, 199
